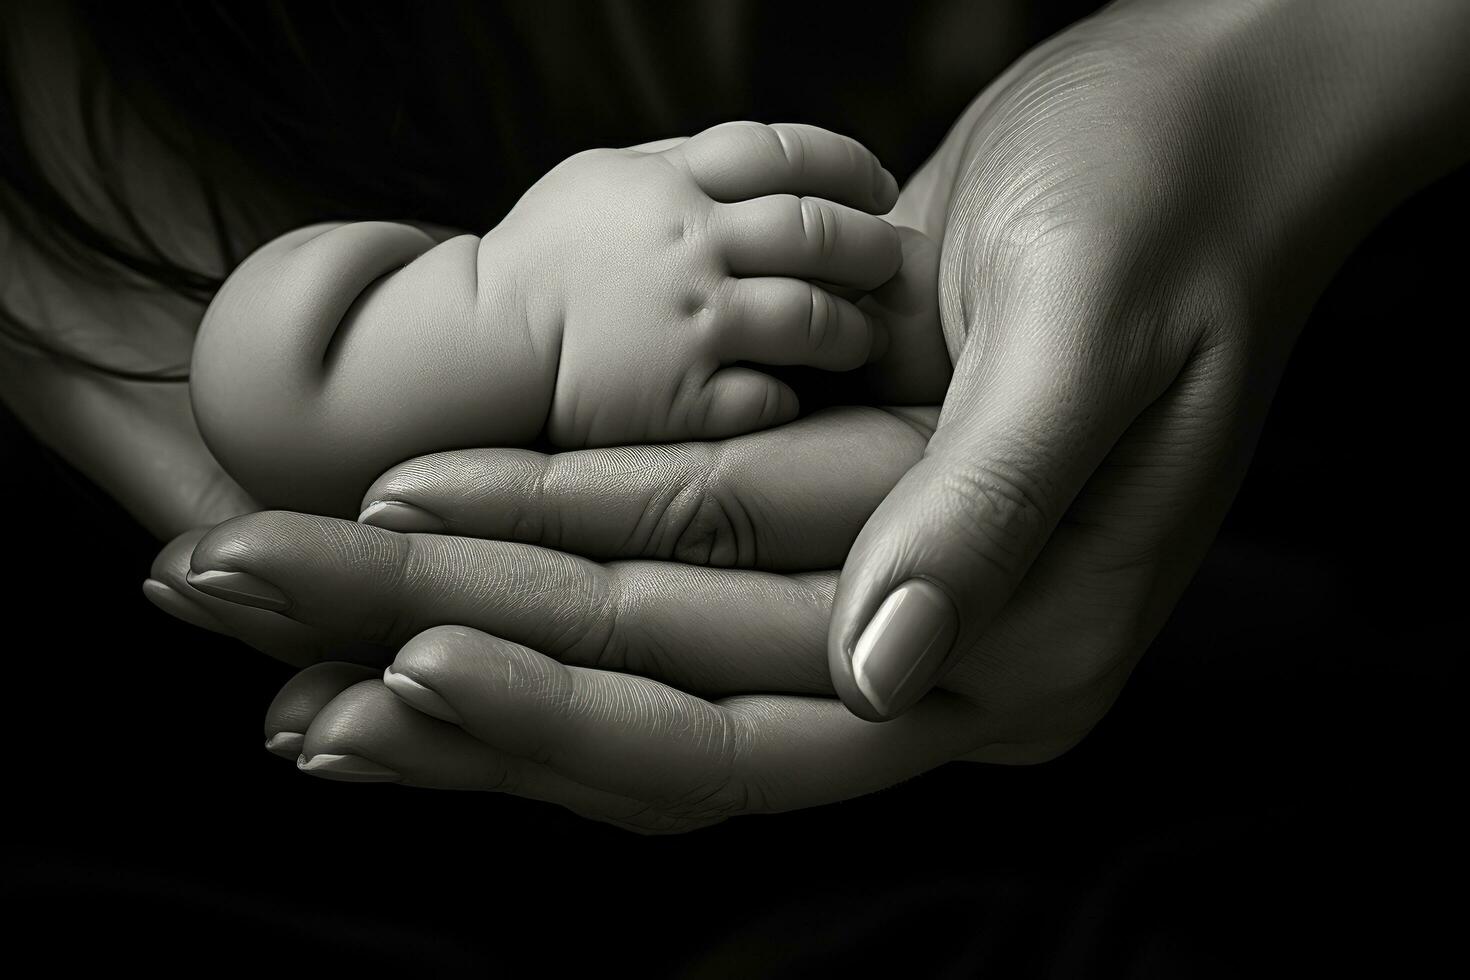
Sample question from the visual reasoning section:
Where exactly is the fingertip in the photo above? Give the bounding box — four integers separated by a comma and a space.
300, 678, 400, 755
264, 662, 380, 745
696, 368, 800, 439
773, 379, 801, 426
186, 509, 286, 575
264, 731, 304, 760
752, 383, 801, 437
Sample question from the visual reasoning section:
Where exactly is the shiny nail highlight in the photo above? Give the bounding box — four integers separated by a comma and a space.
850, 579, 959, 719
185, 569, 289, 612
357, 500, 446, 534
297, 753, 401, 783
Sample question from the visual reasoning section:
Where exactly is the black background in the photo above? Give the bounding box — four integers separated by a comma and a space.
2, 2, 1460, 975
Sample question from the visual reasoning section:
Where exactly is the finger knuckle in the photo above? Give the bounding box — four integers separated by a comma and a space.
553, 560, 629, 673
768, 123, 804, 172
798, 196, 836, 260
714, 120, 790, 171
655, 467, 717, 561
805, 284, 833, 353
633, 443, 755, 568
681, 489, 757, 567
628, 445, 707, 548
935, 459, 1051, 580
660, 730, 753, 819
354, 527, 423, 646
667, 485, 724, 566
523, 451, 571, 548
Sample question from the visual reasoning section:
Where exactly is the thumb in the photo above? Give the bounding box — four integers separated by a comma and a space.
828, 319, 1156, 721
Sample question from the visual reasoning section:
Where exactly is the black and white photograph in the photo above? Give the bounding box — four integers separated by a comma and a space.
1, 0, 1461, 974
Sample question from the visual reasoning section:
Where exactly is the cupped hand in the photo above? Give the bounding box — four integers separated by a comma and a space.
146, 0, 1453, 830
149, 387, 1207, 830
824, 0, 1407, 720
153, 407, 984, 832
147, 10, 1276, 825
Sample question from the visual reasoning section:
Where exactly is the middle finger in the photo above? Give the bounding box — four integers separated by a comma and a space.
359, 406, 935, 572
187, 511, 836, 697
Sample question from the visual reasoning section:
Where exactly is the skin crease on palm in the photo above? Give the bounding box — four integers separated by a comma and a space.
189, 122, 953, 517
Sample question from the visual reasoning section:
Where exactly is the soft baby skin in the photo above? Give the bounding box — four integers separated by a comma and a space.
191, 122, 947, 515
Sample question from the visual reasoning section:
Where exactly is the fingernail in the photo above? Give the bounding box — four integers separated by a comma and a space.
142, 579, 229, 633
264, 731, 304, 759
357, 500, 446, 534
297, 753, 401, 783
383, 667, 463, 725
850, 579, 959, 719
185, 569, 289, 612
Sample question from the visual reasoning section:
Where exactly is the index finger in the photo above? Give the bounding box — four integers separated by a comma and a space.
673, 121, 900, 212
358, 406, 936, 571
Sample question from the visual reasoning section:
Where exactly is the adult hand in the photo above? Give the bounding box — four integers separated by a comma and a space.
156, 380, 1261, 829
825, 0, 1470, 720
148, 0, 1470, 830
145, 406, 931, 668
154, 402, 1114, 831
154, 407, 987, 832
